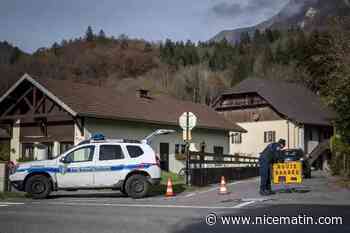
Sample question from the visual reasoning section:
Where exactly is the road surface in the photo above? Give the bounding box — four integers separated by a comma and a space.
1, 171, 349, 233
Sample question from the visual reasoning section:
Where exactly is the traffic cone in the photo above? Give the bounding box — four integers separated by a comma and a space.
219, 176, 229, 195
165, 177, 174, 197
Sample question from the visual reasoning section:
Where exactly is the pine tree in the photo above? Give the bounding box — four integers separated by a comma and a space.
98, 29, 106, 40
265, 29, 274, 43
52, 42, 60, 56
240, 32, 251, 45
9, 47, 21, 64
275, 42, 288, 65
85, 26, 94, 42
253, 29, 262, 44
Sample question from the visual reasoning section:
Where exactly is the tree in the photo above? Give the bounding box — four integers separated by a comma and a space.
85, 26, 94, 42
144, 42, 153, 52
98, 29, 106, 40
9, 47, 22, 64
240, 32, 251, 45
275, 42, 288, 65
52, 42, 60, 56
265, 29, 274, 43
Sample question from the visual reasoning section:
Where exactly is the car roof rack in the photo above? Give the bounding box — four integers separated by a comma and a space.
77, 138, 141, 146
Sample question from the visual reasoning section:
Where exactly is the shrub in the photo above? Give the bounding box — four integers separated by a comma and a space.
330, 135, 350, 177
0, 144, 10, 162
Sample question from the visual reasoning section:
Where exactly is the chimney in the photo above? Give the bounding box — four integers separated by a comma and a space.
137, 89, 150, 99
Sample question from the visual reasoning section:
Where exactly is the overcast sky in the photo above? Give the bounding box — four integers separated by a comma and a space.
0, 0, 288, 53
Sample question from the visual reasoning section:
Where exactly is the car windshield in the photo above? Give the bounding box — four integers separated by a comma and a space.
51, 146, 76, 159
283, 150, 302, 159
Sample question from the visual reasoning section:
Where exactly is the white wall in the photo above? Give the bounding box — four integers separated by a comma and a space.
82, 118, 230, 173
10, 120, 20, 161
230, 120, 304, 157
0, 163, 6, 192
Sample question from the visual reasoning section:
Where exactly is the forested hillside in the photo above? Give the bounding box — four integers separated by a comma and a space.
0, 18, 349, 104
0, 16, 349, 176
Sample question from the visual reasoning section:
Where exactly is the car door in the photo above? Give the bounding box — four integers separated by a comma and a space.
94, 144, 128, 187
56, 145, 96, 188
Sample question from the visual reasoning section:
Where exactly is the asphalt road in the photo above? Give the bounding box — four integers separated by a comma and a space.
0, 171, 349, 233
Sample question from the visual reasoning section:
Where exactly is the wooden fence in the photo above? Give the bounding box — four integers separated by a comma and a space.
189, 152, 259, 186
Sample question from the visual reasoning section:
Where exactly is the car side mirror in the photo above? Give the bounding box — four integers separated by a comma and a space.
59, 156, 71, 164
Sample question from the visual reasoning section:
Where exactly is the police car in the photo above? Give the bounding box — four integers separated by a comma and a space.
9, 130, 174, 199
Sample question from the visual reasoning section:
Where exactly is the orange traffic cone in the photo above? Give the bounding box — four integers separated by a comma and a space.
165, 177, 174, 197
219, 176, 229, 195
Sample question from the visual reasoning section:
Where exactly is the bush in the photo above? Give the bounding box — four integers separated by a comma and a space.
0, 144, 10, 162
330, 135, 350, 177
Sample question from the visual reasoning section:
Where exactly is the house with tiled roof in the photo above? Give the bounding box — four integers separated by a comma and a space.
213, 78, 335, 158
0, 74, 245, 173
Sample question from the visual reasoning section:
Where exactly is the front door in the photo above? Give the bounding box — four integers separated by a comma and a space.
56, 145, 95, 188
159, 143, 169, 171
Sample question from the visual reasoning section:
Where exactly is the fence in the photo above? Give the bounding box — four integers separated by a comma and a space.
189, 152, 259, 186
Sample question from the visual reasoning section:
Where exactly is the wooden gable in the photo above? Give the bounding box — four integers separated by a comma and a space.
214, 93, 284, 123
0, 78, 72, 121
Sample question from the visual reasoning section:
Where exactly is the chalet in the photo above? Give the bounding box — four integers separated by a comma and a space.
0, 74, 245, 173
213, 78, 334, 158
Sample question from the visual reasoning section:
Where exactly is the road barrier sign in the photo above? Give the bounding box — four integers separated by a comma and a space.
273, 162, 302, 184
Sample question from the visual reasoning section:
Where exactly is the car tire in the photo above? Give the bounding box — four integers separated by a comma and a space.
120, 188, 128, 196
25, 175, 51, 199
125, 174, 150, 199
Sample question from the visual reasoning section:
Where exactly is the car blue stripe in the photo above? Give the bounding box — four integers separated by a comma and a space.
16, 163, 157, 174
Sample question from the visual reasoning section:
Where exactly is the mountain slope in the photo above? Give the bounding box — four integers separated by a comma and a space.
211, 0, 350, 43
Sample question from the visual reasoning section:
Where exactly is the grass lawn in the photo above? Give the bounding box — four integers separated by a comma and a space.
335, 178, 350, 189
0, 192, 26, 200
150, 171, 197, 196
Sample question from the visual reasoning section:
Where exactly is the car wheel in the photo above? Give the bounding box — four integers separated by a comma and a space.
25, 175, 51, 199
125, 174, 150, 199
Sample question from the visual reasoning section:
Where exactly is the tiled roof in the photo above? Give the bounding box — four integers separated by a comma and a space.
35, 78, 245, 132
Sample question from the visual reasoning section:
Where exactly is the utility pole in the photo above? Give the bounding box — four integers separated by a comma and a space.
186, 112, 190, 186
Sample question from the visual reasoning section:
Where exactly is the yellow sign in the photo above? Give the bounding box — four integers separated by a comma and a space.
273, 162, 302, 184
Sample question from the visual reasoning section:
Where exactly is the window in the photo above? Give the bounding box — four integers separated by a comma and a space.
213, 146, 224, 166
42, 142, 53, 159
175, 144, 187, 154
175, 144, 180, 154
231, 133, 242, 144
181, 144, 186, 154
99, 145, 124, 161
264, 131, 276, 143
213, 146, 224, 155
21, 143, 35, 161
308, 129, 314, 140
127, 145, 144, 158
60, 142, 74, 154
65, 146, 95, 163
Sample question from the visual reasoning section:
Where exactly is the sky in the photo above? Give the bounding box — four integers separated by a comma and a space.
0, 0, 289, 53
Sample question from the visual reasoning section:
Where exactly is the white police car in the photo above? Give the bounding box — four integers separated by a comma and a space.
9, 130, 174, 199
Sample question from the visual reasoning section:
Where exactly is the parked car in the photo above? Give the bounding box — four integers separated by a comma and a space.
281, 149, 312, 179
9, 130, 174, 199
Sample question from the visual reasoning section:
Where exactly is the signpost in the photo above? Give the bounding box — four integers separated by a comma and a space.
179, 112, 197, 186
